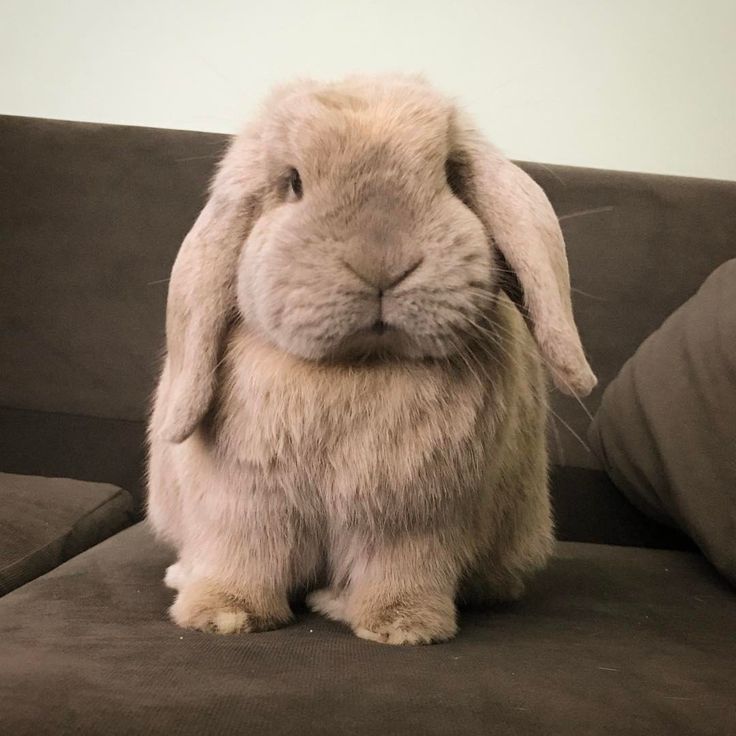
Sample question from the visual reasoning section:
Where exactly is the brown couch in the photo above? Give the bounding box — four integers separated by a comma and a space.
1, 114, 734, 735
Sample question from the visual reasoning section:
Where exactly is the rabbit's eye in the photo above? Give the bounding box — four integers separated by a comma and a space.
289, 168, 303, 199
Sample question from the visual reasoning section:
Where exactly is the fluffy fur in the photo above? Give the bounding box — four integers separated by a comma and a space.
147, 74, 595, 645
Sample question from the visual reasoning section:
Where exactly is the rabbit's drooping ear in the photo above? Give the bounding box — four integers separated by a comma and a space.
459, 133, 597, 397
155, 134, 263, 443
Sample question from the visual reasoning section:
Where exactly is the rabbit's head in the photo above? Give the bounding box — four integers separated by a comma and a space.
159, 75, 596, 442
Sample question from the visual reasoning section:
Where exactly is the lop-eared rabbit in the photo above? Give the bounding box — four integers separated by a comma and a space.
148, 75, 596, 645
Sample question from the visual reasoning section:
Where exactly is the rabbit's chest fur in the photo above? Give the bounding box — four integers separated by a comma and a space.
207, 304, 536, 527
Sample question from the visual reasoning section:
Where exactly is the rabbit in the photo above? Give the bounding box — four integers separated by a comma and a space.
146, 74, 596, 645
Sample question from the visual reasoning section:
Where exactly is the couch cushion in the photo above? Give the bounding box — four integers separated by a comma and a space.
0, 472, 134, 595
589, 260, 736, 584
0, 523, 733, 736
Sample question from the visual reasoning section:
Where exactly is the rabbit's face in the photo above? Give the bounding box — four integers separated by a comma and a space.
158, 75, 595, 442
236, 81, 495, 361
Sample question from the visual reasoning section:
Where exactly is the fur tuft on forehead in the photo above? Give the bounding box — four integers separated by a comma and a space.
260, 75, 455, 178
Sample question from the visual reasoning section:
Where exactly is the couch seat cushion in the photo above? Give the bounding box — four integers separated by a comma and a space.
0, 523, 734, 735
0, 472, 134, 595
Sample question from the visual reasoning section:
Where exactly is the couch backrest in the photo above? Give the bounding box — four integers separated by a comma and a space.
1, 115, 735, 495
523, 159, 736, 465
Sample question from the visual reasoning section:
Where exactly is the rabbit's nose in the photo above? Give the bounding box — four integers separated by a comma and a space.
382, 258, 423, 290
343, 258, 423, 292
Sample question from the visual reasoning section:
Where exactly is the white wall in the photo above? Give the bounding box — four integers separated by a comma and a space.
2, 0, 734, 179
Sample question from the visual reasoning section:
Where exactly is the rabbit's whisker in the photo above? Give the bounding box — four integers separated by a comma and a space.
450, 307, 592, 452
558, 206, 614, 222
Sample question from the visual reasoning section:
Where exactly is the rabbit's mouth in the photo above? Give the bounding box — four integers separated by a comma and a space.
327, 320, 416, 362
370, 319, 392, 335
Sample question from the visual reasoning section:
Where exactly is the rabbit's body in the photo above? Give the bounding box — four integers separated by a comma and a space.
147, 75, 594, 644
148, 294, 551, 642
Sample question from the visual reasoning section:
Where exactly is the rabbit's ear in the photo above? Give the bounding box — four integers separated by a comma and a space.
156, 135, 262, 443
459, 136, 596, 397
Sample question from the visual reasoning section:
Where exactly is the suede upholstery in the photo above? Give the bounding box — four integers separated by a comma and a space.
1, 115, 735, 735
0, 472, 134, 595
0, 523, 733, 736
549, 466, 695, 551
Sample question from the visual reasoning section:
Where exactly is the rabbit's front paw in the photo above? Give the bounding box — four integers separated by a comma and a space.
163, 562, 190, 591
170, 580, 291, 635
354, 597, 457, 646
306, 587, 348, 623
